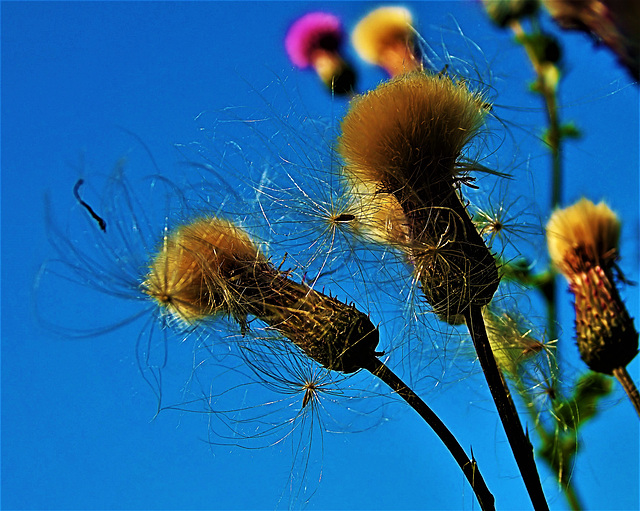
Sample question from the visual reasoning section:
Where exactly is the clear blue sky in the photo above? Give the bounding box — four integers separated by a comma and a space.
2, 2, 638, 510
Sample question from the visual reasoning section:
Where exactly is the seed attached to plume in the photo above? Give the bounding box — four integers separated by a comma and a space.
351, 6, 421, 76
145, 217, 379, 373
546, 198, 638, 374
338, 72, 500, 322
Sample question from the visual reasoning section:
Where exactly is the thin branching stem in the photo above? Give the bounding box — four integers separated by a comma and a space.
464, 304, 549, 511
612, 366, 640, 418
364, 357, 496, 511
510, 18, 562, 346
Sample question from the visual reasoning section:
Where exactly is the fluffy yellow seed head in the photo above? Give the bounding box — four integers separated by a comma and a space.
144, 217, 263, 324
351, 6, 420, 76
338, 72, 487, 194
546, 198, 620, 278
338, 72, 498, 322
145, 217, 380, 373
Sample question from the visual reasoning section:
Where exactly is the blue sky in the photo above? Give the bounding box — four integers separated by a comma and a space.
2, 2, 638, 510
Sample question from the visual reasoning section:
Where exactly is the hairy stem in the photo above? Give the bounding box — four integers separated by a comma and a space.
464, 304, 549, 511
612, 366, 640, 418
364, 357, 496, 511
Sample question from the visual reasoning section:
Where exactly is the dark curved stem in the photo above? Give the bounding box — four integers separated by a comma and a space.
613, 366, 640, 418
464, 304, 549, 511
364, 357, 495, 511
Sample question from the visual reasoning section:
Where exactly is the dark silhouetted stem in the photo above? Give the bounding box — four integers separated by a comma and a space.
464, 304, 549, 511
364, 357, 495, 511
613, 366, 640, 418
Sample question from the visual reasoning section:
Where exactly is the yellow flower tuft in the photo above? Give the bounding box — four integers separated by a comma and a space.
144, 217, 264, 325
338, 71, 487, 193
351, 6, 421, 76
546, 198, 637, 375
546, 198, 620, 278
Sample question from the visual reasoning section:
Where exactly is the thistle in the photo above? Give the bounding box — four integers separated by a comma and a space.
546, 198, 639, 415
338, 70, 549, 509
144, 217, 379, 373
284, 11, 357, 95
338, 71, 500, 323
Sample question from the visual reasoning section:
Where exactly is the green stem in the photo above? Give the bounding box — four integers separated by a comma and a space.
364, 357, 496, 511
464, 305, 549, 511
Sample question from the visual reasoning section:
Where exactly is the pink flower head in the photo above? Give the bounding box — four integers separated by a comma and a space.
285, 12, 344, 68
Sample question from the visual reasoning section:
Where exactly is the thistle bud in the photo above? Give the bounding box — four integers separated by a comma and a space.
145, 217, 380, 373
338, 72, 500, 322
546, 198, 638, 374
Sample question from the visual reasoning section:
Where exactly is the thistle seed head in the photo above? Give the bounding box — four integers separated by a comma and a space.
338, 71, 487, 194
144, 217, 264, 325
546, 198, 621, 278
145, 216, 380, 373
338, 72, 499, 322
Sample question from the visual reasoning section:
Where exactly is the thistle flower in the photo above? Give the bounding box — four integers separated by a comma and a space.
338, 71, 499, 322
285, 12, 357, 95
546, 198, 638, 375
351, 6, 421, 77
146, 216, 380, 373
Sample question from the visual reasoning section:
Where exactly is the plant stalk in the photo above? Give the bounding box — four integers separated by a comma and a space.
612, 366, 640, 418
464, 304, 549, 511
365, 356, 496, 511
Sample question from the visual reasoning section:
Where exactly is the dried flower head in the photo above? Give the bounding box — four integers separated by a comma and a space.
146, 216, 381, 373
144, 217, 264, 325
351, 6, 421, 76
338, 71, 499, 322
284, 11, 356, 95
546, 198, 638, 374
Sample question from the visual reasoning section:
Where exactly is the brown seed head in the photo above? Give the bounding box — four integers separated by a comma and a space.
145, 217, 380, 373
338, 72, 498, 321
338, 72, 488, 195
546, 198, 637, 374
